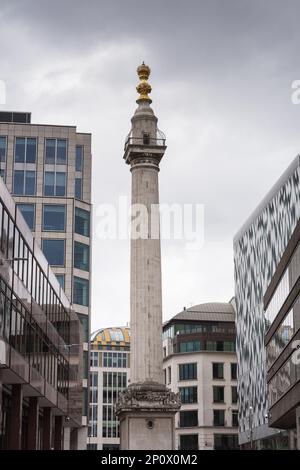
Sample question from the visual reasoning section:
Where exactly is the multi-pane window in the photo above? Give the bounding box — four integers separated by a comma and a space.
90, 351, 99, 367
0, 136, 6, 162
232, 410, 239, 427
43, 204, 66, 231
179, 386, 198, 404
16, 203, 35, 230
213, 386, 225, 403
15, 137, 36, 163
73, 276, 89, 306
231, 363, 237, 380
42, 239, 65, 266
45, 138, 67, 165
179, 434, 198, 450
214, 434, 239, 450
231, 386, 238, 404
179, 410, 198, 428
213, 409, 225, 426
212, 363, 224, 379
103, 352, 129, 368
13, 170, 36, 195
102, 372, 127, 439
89, 404, 98, 438
179, 363, 197, 380
74, 241, 89, 271
55, 274, 65, 290
44, 171, 66, 196
75, 207, 90, 237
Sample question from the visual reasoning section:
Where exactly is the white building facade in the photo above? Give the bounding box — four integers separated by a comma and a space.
163, 302, 239, 450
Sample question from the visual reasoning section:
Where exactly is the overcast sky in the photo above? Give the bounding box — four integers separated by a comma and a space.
1, 0, 300, 331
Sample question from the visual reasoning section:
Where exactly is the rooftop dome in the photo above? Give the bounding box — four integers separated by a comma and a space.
91, 326, 130, 345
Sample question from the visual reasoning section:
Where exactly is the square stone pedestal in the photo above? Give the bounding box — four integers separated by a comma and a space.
116, 382, 180, 450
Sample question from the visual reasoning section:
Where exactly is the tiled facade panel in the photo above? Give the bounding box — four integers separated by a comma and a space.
234, 163, 300, 436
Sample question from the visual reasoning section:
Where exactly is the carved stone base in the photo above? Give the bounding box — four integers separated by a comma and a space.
116, 382, 180, 450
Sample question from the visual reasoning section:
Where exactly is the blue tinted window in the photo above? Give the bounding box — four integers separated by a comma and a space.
13, 170, 24, 195
43, 205, 66, 231
42, 239, 65, 266
75, 207, 90, 237
17, 203, 35, 230
44, 171, 55, 196
73, 276, 89, 306
74, 241, 89, 271
76, 146, 83, 171
15, 137, 36, 163
45, 139, 56, 164
25, 170, 36, 195
15, 137, 26, 163
55, 274, 65, 290
0, 136, 6, 162
75, 177, 82, 199
56, 172, 66, 196
26, 138, 37, 163
57, 139, 67, 164
0, 169, 5, 181
45, 138, 67, 165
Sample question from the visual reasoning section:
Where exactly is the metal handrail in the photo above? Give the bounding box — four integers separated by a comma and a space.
124, 136, 166, 149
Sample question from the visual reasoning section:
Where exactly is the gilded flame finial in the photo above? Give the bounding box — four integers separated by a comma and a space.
136, 62, 152, 101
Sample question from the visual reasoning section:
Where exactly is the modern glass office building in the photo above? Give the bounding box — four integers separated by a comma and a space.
264, 219, 300, 449
0, 175, 83, 449
234, 155, 300, 448
0, 111, 92, 448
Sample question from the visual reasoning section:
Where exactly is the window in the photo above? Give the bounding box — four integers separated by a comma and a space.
0, 136, 6, 162
55, 274, 65, 290
0, 169, 5, 180
214, 434, 239, 450
232, 386, 238, 404
42, 239, 65, 266
212, 363, 224, 379
78, 313, 89, 342
73, 276, 89, 306
179, 363, 197, 380
213, 386, 225, 403
232, 410, 238, 427
14, 137, 36, 163
13, 170, 36, 195
179, 341, 201, 352
179, 410, 198, 428
167, 366, 171, 384
179, 434, 198, 450
231, 363, 237, 380
75, 207, 90, 237
76, 145, 84, 171
75, 177, 82, 199
90, 351, 99, 367
16, 203, 35, 230
74, 241, 89, 271
43, 204, 66, 231
213, 409, 225, 426
44, 171, 66, 196
45, 138, 67, 165
143, 133, 150, 145
179, 386, 197, 404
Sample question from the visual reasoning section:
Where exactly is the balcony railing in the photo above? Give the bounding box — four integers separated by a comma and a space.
124, 136, 166, 150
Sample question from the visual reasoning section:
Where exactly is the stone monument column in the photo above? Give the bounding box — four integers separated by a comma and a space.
116, 63, 180, 450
